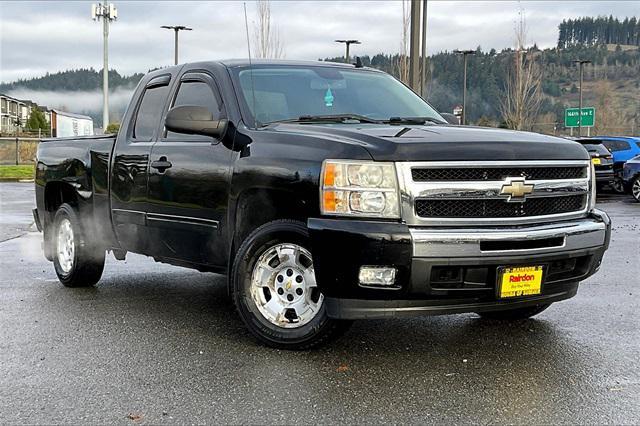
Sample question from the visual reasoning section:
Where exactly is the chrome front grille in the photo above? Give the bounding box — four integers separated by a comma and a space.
411, 166, 587, 181
397, 160, 592, 226
415, 195, 586, 218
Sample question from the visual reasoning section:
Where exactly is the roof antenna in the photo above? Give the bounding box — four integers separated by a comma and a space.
354, 56, 363, 68
243, 2, 258, 129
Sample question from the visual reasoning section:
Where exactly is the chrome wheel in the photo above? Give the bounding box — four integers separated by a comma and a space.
250, 243, 323, 328
56, 218, 75, 273
633, 177, 640, 201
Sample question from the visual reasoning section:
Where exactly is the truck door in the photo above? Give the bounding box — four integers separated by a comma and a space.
146, 72, 233, 267
110, 75, 171, 253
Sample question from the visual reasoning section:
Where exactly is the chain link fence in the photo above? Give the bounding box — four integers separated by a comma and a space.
0, 137, 40, 165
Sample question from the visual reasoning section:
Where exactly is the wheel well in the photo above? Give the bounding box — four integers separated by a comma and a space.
44, 182, 78, 217
230, 188, 311, 269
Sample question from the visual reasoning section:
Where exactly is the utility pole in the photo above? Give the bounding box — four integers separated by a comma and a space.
454, 49, 475, 125
573, 59, 591, 137
420, 0, 428, 97
408, 0, 421, 91
335, 39, 360, 64
92, 2, 117, 132
161, 25, 192, 65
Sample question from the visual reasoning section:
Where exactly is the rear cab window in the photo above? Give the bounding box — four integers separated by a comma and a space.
132, 76, 171, 141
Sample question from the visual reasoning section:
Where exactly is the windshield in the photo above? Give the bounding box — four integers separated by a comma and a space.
232, 65, 443, 126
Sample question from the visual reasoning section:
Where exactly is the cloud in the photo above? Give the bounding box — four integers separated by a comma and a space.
0, 1, 636, 82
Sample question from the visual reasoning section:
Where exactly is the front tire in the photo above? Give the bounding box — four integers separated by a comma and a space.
231, 220, 351, 350
631, 176, 640, 202
477, 303, 551, 320
52, 203, 105, 287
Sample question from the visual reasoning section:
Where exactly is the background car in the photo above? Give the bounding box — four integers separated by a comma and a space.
594, 137, 640, 193
622, 154, 640, 202
573, 138, 615, 190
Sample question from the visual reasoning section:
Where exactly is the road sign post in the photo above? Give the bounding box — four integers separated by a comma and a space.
565, 107, 595, 130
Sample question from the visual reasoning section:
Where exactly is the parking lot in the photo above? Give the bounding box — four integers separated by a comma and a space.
1, 182, 638, 424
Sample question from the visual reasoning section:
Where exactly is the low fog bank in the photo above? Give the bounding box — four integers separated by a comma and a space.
7, 88, 135, 124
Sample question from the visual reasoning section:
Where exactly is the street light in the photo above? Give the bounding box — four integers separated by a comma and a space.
335, 39, 361, 64
573, 59, 592, 136
92, 2, 117, 131
161, 25, 193, 65
453, 49, 475, 125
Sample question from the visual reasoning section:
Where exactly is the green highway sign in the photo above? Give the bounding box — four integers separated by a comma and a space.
565, 107, 595, 128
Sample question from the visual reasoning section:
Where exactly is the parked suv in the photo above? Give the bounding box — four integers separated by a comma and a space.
598, 137, 640, 193
623, 155, 640, 202
572, 138, 614, 190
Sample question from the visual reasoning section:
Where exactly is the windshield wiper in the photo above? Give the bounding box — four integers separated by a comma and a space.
385, 116, 446, 125
262, 114, 383, 126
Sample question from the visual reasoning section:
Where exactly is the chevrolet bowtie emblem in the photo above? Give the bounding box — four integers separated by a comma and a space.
500, 177, 534, 202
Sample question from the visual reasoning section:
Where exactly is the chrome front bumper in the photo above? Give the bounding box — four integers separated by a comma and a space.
411, 209, 610, 258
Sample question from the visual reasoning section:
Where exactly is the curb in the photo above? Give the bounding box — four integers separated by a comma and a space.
0, 178, 34, 183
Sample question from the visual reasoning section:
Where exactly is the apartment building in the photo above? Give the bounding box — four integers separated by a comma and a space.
0, 94, 51, 135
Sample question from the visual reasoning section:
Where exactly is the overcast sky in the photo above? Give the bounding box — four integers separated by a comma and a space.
0, 1, 637, 83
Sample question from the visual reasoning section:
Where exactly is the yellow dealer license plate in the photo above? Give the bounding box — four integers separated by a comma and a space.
592, 157, 601, 165
498, 266, 543, 298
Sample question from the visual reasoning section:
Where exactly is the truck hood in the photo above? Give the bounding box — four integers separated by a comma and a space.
270, 123, 589, 161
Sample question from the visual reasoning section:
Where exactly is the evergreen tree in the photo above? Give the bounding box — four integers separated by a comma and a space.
26, 106, 48, 131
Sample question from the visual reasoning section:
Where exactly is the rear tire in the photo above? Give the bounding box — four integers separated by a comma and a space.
52, 203, 105, 287
231, 219, 351, 350
477, 303, 551, 320
611, 176, 625, 193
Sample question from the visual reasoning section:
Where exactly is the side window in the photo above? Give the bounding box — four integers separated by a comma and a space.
133, 84, 170, 140
166, 80, 224, 139
603, 141, 624, 152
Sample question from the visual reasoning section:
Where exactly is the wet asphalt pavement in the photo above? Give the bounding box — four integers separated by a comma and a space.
0, 182, 639, 424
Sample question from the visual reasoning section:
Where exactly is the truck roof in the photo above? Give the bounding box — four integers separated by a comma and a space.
218, 59, 363, 68
151, 59, 378, 76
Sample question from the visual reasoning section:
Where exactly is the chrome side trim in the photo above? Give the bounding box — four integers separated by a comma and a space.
396, 160, 592, 226
410, 218, 606, 257
146, 212, 219, 228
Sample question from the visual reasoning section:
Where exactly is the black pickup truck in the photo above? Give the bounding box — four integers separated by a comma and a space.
34, 60, 611, 349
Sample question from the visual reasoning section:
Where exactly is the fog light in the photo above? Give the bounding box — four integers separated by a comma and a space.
359, 266, 397, 286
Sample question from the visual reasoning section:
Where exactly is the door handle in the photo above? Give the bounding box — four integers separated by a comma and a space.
151, 156, 172, 172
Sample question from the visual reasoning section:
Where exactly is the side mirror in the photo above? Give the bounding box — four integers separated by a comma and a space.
439, 113, 460, 125
165, 105, 228, 138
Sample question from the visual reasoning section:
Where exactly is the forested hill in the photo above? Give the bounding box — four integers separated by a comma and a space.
558, 16, 640, 48
323, 43, 639, 130
0, 68, 144, 93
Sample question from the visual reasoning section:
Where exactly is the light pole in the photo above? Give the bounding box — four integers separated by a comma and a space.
335, 39, 360, 64
92, 2, 117, 132
453, 49, 475, 125
162, 25, 193, 65
420, 0, 428, 97
573, 59, 591, 136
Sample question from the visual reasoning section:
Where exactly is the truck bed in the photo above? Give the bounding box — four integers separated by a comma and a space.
35, 134, 118, 249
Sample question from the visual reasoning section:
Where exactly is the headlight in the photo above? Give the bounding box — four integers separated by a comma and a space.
589, 162, 596, 210
320, 160, 400, 218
